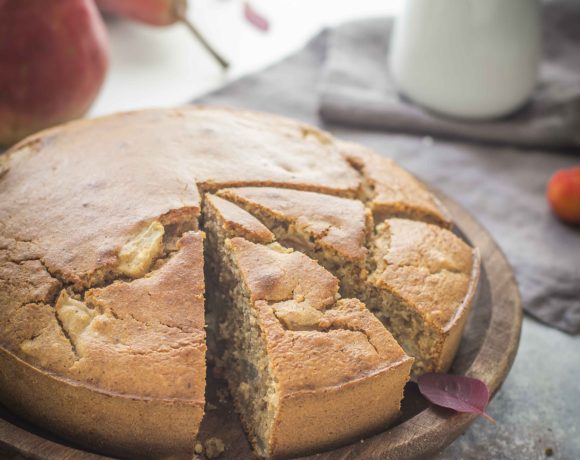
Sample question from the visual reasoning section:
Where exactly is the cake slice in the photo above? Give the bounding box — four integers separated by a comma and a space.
365, 219, 480, 374
202, 195, 412, 458
212, 188, 479, 375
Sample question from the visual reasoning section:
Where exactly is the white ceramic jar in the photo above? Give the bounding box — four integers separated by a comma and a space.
389, 0, 542, 120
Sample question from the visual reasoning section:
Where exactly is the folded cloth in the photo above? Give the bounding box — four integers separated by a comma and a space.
319, 1, 580, 150
197, 23, 580, 334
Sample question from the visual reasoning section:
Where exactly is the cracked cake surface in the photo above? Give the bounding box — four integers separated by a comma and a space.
0, 106, 479, 459
338, 140, 452, 228
0, 231, 206, 458
370, 219, 478, 332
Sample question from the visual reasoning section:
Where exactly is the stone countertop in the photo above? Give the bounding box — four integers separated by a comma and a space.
438, 318, 580, 460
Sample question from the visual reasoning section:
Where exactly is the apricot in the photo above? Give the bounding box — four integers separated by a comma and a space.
547, 167, 580, 224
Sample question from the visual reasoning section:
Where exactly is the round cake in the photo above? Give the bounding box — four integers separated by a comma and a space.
0, 106, 480, 459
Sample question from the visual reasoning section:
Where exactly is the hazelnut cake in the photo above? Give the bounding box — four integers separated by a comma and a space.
0, 106, 479, 459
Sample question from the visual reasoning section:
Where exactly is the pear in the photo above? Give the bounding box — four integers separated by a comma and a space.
0, 0, 109, 146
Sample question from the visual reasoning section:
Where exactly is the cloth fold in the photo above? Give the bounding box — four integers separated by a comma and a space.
319, 1, 580, 150
197, 14, 580, 334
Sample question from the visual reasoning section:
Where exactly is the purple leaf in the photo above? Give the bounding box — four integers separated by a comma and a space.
417, 373, 495, 423
244, 1, 269, 32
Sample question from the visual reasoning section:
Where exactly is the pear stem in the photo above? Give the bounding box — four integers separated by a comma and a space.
480, 412, 496, 424
177, 14, 230, 70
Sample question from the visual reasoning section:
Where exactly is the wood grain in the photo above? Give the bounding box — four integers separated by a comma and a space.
0, 191, 523, 460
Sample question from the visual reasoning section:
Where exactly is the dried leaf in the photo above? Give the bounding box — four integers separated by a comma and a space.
417, 373, 495, 423
244, 1, 269, 32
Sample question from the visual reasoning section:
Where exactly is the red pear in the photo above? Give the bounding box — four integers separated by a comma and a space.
0, 0, 109, 146
95, 0, 186, 26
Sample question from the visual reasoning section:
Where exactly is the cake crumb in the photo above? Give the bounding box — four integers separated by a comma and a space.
194, 441, 203, 455
545, 447, 554, 457
268, 242, 293, 253
204, 437, 225, 458
238, 381, 251, 400
206, 402, 218, 411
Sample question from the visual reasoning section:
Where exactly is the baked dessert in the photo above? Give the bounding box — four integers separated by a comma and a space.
0, 106, 479, 459
0, 230, 206, 458
215, 187, 479, 374
203, 194, 412, 458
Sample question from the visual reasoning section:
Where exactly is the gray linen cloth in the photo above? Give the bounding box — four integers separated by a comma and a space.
320, 1, 580, 149
197, 23, 580, 334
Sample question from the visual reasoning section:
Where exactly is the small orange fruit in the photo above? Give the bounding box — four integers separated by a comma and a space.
547, 167, 580, 224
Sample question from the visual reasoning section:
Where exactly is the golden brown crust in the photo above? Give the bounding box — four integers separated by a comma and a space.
229, 237, 339, 311
0, 232, 206, 457
337, 140, 452, 228
257, 298, 412, 392
0, 348, 204, 459
436, 249, 481, 371
227, 236, 410, 389
86, 231, 206, 334
371, 219, 476, 331
1, 107, 360, 288
218, 187, 370, 261
270, 357, 411, 458
0, 129, 201, 289
209, 188, 477, 375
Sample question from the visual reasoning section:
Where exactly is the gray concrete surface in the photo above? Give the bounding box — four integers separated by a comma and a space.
438, 318, 580, 460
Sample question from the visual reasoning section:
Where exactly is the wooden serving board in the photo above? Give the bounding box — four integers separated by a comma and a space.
0, 192, 523, 460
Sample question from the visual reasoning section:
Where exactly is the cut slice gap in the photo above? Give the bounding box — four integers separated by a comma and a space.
201, 194, 275, 360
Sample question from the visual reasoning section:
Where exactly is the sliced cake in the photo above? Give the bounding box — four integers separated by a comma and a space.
214, 188, 479, 375
203, 194, 413, 458
216, 186, 371, 294
0, 106, 481, 459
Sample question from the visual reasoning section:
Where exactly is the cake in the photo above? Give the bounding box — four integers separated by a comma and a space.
0, 106, 479, 458
203, 194, 412, 458
213, 187, 480, 375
